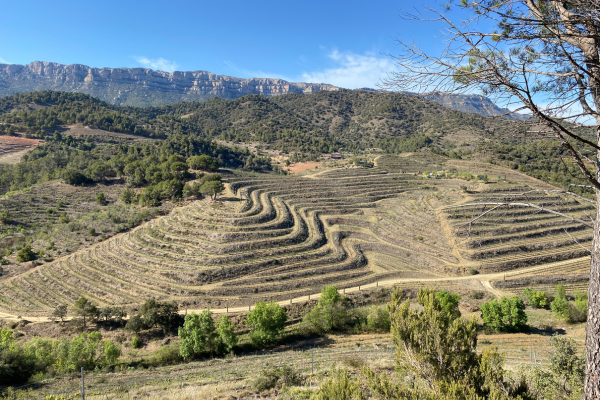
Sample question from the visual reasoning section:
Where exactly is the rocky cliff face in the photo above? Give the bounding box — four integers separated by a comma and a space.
424, 93, 530, 120
0, 61, 340, 106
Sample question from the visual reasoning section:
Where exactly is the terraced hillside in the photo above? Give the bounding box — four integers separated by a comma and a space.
444, 186, 594, 274
0, 155, 593, 315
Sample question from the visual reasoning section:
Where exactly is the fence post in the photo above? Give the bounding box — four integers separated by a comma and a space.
81, 367, 85, 400
376, 281, 378, 287
290, 298, 292, 304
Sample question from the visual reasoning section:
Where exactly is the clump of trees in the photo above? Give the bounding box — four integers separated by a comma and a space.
0, 328, 121, 385
125, 299, 179, 335
178, 310, 237, 359
480, 296, 527, 332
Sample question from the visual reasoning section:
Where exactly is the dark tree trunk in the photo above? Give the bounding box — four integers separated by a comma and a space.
587, 212, 600, 398
586, 128, 600, 399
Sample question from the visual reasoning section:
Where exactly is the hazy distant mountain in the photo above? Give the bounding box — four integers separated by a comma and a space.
0, 62, 528, 120
424, 93, 530, 120
358, 88, 529, 120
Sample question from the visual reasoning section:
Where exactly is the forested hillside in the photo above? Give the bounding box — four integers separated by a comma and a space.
0, 90, 594, 194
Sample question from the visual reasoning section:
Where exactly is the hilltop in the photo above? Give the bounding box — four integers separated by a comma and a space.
2, 62, 530, 120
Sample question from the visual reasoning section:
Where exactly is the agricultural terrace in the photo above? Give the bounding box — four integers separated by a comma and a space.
0, 155, 592, 315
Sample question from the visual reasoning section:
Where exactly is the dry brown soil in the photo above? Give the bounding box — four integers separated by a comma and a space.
287, 162, 323, 174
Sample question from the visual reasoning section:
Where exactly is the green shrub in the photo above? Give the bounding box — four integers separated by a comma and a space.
62, 169, 89, 186
121, 188, 136, 204
216, 315, 237, 353
523, 287, 548, 308
469, 268, 479, 275
88, 228, 96, 236
366, 306, 391, 332
523, 336, 584, 399
433, 290, 461, 319
178, 309, 219, 359
315, 367, 365, 400
131, 336, 140, 349
96, 193, 107, 205
378, 288, 519, 398
152, 342, 182, 366
0, 209, 9, 224
470, 292, 485, 300
551, 284, 571, 321
58, 213, 70, 224
16, 245, 35, 262
481, 296, 527, 332
246, 301, 287, 346
572, 291, 588, 322
252, 365, 303, 392
304, 286, 350, 333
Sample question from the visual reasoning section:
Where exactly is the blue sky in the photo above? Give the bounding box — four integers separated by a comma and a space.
0, 0, 460, 89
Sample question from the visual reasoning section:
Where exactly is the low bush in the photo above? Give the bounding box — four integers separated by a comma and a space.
96, 193, 107, 205
523, 287, 548, 309
551, 284, 571, 321
470, 291, 485, 300
481, 296, 527, 332
304, 286, 350, 334
16, 245, 35, 262
151, 342, 182, 366
314, 367, 365, 400
365, 305, 391, 332
252, 365, 303, 392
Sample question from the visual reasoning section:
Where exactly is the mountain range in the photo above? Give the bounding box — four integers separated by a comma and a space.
0, 61, 527, 119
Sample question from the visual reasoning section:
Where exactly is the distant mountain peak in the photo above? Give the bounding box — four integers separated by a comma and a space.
0, 61, 528, 119
0, 61, 340, 107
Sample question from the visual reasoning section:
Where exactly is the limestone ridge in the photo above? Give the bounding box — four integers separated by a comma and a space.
359, 88, 529, 120
424, 93, 530, 121
0, 61, 340, 106
0, 61, 529, 119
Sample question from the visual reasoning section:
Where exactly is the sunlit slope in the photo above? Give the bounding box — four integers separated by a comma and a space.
0, 156, 592, 314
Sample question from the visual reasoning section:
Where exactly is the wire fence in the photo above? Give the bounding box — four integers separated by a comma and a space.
7, 341, 556, 399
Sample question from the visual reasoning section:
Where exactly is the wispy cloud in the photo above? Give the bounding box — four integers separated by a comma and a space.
0, 57, 10, 64
222, 61, 291, 81
300, 50, 396, 89
133, 56, 179, 72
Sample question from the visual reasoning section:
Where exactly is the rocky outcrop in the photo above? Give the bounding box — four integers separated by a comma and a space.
360, 88, 530, 120
424, 93, 530, 120
0, 61, 340, 106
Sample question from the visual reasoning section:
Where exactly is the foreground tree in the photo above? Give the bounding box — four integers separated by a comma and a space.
364, 288, 525, 398
387, 2, 600, 395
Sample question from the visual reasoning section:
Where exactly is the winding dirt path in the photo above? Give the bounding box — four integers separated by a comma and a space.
0, 257, 584, 322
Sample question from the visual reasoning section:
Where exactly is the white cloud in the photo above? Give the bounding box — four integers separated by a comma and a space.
133, 56, 179, 72
0, 57, 10, 64
222, 61, 291, 81
299, 50, 396, 89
